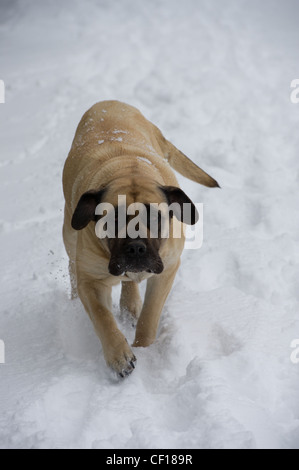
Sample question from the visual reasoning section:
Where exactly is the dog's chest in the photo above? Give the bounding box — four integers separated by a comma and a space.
123, 272, 153, 283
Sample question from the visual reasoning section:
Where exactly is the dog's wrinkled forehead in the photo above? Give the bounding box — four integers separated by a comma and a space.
102, 177, 166, 207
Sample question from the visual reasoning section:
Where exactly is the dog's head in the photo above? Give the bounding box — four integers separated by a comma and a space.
71, 176, 198, 276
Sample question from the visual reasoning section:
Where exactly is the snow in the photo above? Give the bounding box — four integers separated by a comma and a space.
136, 156, 153, 166
0, 0, 299, 450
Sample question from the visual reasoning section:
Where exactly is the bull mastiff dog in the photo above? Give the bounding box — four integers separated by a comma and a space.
63, 100, 219, 377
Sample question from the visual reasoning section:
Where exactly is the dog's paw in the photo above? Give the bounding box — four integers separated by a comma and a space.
120, 305, 142, 329
132, 331, 155, 348
120, 298, 142, 321
105, 337, 137, 378
118, 357, 136, 378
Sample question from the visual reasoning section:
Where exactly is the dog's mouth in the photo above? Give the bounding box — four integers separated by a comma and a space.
107, 238, 164, 277
108, 256, 164, 277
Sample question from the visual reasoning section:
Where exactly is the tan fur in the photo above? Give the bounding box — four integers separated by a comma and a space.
62, 100, 218, 376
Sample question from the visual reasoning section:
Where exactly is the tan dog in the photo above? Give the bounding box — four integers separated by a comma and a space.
63, 100, 219, 377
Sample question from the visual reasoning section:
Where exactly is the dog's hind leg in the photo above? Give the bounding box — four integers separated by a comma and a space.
120, 281, 143, 323
133, 261, 180, 348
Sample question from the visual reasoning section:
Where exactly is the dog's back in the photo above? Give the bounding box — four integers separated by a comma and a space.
63, 100, 219, 211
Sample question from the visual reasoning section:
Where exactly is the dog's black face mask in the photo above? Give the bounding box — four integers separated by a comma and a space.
96, 204, 165, 276
107, 237, 164, 276
71, 185, 198, 276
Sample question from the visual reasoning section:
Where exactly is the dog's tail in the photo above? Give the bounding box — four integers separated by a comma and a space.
156, 129, 220, 188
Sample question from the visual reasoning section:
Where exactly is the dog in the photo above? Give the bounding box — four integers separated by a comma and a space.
62, 100, 219, 377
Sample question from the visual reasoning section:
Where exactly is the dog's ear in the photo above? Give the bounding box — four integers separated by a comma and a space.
71, 189, 106, 230
159, 186, 199, 225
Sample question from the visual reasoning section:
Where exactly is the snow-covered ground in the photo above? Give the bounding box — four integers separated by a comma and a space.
0, 0, 299, 449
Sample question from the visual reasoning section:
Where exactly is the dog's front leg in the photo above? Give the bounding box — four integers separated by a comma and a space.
133, 261, 180, 348
77, 278, 136, 377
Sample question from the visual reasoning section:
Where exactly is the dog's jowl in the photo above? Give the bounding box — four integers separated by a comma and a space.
62, 100, 219, 377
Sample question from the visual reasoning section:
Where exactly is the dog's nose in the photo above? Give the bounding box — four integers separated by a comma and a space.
126, 241, 147, 256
